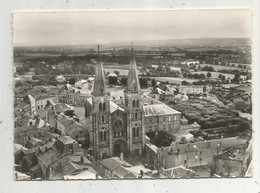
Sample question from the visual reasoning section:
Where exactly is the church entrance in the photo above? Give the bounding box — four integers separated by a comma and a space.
113, 139, 127, 157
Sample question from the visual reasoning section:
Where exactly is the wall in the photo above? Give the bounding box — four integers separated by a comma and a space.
146, 136, 247, 169
144, 114, 181, 133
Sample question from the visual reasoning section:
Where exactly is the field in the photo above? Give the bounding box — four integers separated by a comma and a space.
200, 63, 251, 71
150, 76, 194, 84
190, 71, 246, 80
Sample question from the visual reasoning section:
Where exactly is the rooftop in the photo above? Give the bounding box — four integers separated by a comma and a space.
215, 146, 246, 161
100, 157, 132, 172
143, 103, 180, 117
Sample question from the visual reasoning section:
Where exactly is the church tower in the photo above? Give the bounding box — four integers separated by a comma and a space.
124, 46, 145, 157
92, 45, 112, 160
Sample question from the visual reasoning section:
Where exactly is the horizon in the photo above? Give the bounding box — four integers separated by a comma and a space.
13, 37, 251, 48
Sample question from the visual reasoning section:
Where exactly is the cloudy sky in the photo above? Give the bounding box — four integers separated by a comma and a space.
13, 10, 251, 46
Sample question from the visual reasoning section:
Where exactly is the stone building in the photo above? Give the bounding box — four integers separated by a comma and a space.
85, 46, 183, 161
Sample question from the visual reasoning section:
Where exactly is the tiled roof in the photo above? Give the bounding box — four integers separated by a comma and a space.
142, 95, 162, 105
29, 137, 43, 146
58, 135, 77, 145
101, 157, 131, 171
16, 102, 30, 109
38, 147, 59, 166
215, 146, 246, 161
14, 143, 28, 154
114, 166, 132, 178
163, 165, 195, 178
143, 104, 180, 117
14, 125, 37, 134
150, 88, 164, 95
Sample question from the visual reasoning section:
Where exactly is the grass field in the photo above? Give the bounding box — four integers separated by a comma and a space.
200, 63, 251, 71
150, 76, 194, 84
191, 71, 246, 79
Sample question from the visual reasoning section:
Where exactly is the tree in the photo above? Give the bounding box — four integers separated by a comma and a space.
203, 85, 207, 92
233, 98, 247, 111
139, 78, 148, 89
89, 66, 95, 75
15, 81, 23, 87
181, 80, 188, 85
69, 77, 76, 85
221, 75, 226, 81
232, 72, 241, 83
207, 72, 212, 78
237, 120, 251, 132
151, 79, 156, 87
218, 74, 223, 79
121, 77, 127, 86
108, 76, 118, 85
20, 156, 32, 173
114, 70, 120, 76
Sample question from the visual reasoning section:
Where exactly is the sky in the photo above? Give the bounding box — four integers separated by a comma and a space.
13, 10, 252, 46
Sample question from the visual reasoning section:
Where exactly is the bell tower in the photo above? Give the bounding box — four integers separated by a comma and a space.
124, 45, 145, 157
92, 45, 112, 160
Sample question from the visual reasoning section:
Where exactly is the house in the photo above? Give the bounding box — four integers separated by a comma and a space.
98, 156, 137, 179
28, 137, 44, 148
213, 142, 252, 177
148, 87, 165, 100
179, 85, 205, 95
14, 171, 31, 180
162, 165, 195, 178
56, 115, 89, 147
55, 75, 66, 83
14, 125, 38, 148
181, 59, 200, 66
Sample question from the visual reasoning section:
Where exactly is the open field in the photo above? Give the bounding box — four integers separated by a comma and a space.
150, 76, 194, 84
191, 71, 246, 79
200, 63, 251, 71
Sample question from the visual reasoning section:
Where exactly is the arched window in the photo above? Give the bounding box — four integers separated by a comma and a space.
99, 103, 102, 111
133, 127, 136, 138
104, 130, 107, 141
132, 100, 136, 108
101, 115, 105, 123
136, 127, 139, 137
136, 100, 140, 107
135, 112, 138, 120
103, 102, 106, 111
100, 131, 103, 141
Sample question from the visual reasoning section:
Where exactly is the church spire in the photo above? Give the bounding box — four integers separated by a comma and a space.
126, 44, 141, 92
93, 45, 107, 96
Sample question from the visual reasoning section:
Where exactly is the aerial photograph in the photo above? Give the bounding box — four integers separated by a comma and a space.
13, 10, 252, 180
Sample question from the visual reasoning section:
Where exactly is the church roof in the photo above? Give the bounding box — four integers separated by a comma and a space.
110, 101, 125, 113
126, 46, 141, 93
143, 104, 180, 117
86, 98, 124, 113
93, 45, 107, 96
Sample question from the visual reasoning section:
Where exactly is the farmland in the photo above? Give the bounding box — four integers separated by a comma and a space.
190, 71, 247, 80
199, 63, 251, 71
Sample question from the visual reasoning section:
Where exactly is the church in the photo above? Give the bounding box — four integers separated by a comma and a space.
85, 46, 181, 160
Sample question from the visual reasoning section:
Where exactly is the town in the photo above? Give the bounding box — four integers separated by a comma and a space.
13, 39, 252, 180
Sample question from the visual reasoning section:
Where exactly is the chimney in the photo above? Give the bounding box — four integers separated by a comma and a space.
120, 152, 124, 161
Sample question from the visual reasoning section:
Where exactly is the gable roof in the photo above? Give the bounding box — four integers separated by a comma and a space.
100, 157, 132, 171
143, 104, 180, 117
110, 101, 125, 113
